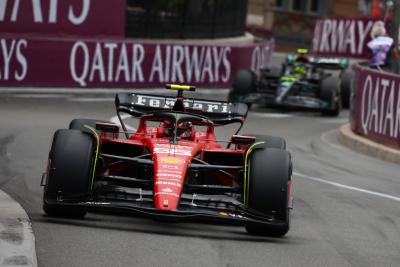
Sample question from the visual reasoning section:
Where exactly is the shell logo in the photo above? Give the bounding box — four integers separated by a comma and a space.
159, 157, 181, 164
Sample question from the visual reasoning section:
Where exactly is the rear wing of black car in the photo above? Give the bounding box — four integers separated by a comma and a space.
115, 93, 248, 125
310, 57, 349, 70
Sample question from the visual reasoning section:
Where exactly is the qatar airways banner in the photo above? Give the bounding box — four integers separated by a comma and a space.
0, 38, 273, 88
312, 17, 380, 59
352, 65, 400, 147
0, 0, 125, 37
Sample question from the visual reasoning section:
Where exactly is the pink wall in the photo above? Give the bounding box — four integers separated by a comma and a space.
351, 64, 400, 147
0, 0, 273, 88
0, 38, 274, 88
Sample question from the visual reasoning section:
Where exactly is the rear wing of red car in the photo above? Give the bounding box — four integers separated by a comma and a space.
115, 93, 248, 125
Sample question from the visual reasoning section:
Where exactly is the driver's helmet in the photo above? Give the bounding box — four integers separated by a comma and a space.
292, 63, 307, 77
177, 121, 193, 139
163, 120, 175, 137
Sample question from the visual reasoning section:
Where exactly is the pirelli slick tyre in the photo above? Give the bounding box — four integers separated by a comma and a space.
320, 76, 341, 117
245, 148, 292, 237
229, 70, 255, 106
340, 70, 352, 109
232, 69, 255, 95
43, 129, 95, 218
247, 134, 286, 150
69, 118, 108, 132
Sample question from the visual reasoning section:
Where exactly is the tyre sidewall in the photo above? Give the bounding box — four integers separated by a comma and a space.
247, 148, 291, 221
44, 129, 95, 202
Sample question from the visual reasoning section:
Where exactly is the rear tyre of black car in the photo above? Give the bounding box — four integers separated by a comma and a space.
43, 129, 95, 218
228, 69, 255, 107
340, 70, 352, 109
245, 148, 292, 237
320, 76, 341, 117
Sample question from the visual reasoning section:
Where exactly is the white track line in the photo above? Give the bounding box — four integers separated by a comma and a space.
68, 97, 115, 102
294, 172, 400, 202
251, 112, 292, 118
8, 94, 68, 99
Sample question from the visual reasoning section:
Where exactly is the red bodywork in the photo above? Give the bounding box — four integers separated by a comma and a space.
98, 112, 246, 211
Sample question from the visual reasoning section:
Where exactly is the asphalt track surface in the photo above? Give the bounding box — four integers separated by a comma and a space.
0, 91, 400, 267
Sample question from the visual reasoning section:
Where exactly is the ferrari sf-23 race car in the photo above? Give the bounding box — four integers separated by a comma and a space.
41, 84, 293, 237
229, 49, 352, 116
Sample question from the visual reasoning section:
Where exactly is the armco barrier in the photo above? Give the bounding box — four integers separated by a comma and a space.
0, 38, 273, 88
312, 17, 380, 59
351, 64, 400, 148
0, 0, 273, 88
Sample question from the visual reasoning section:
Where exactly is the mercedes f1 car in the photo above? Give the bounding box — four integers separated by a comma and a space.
41, 84, 293, 237
229, 49, 352, 116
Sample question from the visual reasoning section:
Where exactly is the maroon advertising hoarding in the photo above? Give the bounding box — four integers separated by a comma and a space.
0, 37, 274, 88
0, 0, 125, 37
352, 64, 400, 147
0, 0, 273, 88
312, 17, 380, 59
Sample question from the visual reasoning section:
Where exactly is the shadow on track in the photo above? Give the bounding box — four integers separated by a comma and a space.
34, 212, 295, 244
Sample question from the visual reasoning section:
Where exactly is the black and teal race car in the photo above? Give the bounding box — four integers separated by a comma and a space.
229, 49, 352, 116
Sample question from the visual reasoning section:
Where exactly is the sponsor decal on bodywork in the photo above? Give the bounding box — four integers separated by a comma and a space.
155, 181, 182, 188
156, 173, 182, 178
154, 192, 180, 198
159, 157, 182, 164
132, 94, 231, 113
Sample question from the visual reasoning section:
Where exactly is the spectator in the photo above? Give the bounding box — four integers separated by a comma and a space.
371, 0, 383, 19
367, 21, 398, 70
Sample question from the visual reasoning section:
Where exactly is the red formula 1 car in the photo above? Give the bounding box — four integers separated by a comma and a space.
41, 85, 293, 237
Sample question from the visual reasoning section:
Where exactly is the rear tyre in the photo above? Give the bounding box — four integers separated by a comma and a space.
340, 70, 352, 109
245, 148, 292, 237
43, 129, 95, 218
320, 76, 341, 117
228, 70, 256, 107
